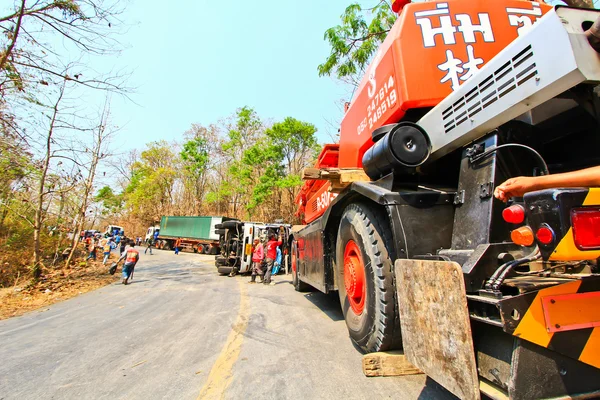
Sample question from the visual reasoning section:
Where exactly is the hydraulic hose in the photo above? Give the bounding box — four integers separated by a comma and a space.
490, 250, 541, 291
484, 248, 541, 291
471, 143, 549, 176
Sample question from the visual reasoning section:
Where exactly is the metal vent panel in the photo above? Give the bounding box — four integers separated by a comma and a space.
442, 45, 538, 134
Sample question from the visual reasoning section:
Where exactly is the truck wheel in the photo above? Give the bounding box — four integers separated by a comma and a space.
221, 221, 242, 230
202, 244, 210, 254
217, 266, 233, 275
291, 239, 309, 291
163, 241, 171, 251
336, 203, 400, 353
215, 256, 227, 266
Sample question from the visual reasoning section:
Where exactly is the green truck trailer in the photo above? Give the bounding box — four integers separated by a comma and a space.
147, 216, 236, 254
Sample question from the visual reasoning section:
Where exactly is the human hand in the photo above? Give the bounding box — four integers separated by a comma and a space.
494, 176, 538, 202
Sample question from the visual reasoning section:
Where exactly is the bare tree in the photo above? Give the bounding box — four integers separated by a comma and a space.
30, 77, 67, 277
65, 98, 114, 267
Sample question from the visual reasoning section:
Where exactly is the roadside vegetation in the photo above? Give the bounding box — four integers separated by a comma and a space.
0, 1, 322, 301
97, 107, 321, 236
0, 0, 129, 299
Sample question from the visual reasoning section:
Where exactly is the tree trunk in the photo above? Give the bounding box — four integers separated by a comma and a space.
65, 101, 111, 267
51, 192, 66, 266
32, 80, 65, 279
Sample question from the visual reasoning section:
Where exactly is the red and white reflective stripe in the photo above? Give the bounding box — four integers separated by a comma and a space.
125, 249, 139, 263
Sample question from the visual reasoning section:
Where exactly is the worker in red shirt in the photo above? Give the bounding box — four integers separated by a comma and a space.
264, 233, 282, 285
249, 238, 264, 284
118, 241, 139, 285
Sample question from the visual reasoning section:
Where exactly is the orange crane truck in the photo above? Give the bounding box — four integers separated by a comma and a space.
292, 1, 600, 399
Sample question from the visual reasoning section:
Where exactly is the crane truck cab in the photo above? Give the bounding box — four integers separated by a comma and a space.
294, 2, 600, 399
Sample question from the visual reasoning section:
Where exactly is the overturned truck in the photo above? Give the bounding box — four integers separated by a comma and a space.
292, 2, 600, 399
215, 221, 292, 276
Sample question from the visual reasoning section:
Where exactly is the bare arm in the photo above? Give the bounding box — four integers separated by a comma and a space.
494, 166, 600, 201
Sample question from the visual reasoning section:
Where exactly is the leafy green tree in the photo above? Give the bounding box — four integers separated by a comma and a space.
210, 107, 264, 218
95, 186, 123, 215
124, 141, 178, 223
0, 135, 30, 230
318, 1, 397, 86
245, 117, 320, 221
180, 124, 215, 214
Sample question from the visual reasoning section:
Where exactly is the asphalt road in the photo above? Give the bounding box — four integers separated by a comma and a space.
0, 251, 456, 400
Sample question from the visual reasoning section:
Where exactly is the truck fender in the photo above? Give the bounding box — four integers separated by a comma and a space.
321, 182, 395, 290
322, 181, 395, 229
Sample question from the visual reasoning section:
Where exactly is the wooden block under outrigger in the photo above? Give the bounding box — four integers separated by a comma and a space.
301, 167, 371, 192
362, 351, 423, 377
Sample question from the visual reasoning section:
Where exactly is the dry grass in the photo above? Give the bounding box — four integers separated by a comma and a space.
0, 255, 121, 320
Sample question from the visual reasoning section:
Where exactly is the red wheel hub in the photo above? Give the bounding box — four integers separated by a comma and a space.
344, 240, 366, 314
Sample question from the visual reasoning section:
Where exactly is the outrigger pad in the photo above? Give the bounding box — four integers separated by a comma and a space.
395, 259, 480, 400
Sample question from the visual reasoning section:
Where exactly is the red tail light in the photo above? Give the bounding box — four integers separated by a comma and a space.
536, 225, 554, 245
503, 204, 525, 224
571, 207, 600, 250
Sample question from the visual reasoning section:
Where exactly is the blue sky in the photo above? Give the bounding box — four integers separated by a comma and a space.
106, 0, 351, 151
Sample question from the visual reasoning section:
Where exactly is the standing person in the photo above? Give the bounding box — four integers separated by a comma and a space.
118, 241, 139, 285
119, 238, 126, 256
263, 233, 282, 285
145, 237, 154, 255
272, 246, 283, 275
86, 241, 97, 261
248, 238, 264, 284
102, 241, 111, 265
174, 238, 180, 255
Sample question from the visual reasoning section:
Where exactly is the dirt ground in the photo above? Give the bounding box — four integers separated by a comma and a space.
0, 256, 121, 320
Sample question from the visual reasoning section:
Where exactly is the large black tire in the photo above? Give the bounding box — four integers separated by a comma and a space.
217, 266, 233, 275
221, 221, 242, 230
162, 241, 171, 251
336, 203, 400, 353
208, 245, 218, 255
291, 239, 310, 292
215, 256, 227, 266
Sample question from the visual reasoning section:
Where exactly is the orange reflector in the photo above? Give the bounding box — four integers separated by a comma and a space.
542, 292, 600, 333
511, 226, 535, 246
